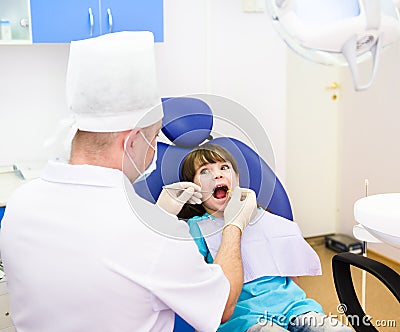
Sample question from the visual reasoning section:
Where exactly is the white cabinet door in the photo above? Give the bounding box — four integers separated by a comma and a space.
0, 294, 12, 330
30, 0, 100, 42
100, 0, 163, 42
0, 327, 15, 332
0, 280, 13, 331
285, 50, 341, 237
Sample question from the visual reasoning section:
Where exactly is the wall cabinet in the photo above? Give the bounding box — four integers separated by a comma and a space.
0, 0, 30, 44
0, 0, 163, 44
31, 0, 163, 43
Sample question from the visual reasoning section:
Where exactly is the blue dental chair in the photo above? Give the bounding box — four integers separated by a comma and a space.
134, 96, 293, 332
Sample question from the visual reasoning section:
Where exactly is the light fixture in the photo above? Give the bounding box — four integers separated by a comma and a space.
266, 0, 400, 91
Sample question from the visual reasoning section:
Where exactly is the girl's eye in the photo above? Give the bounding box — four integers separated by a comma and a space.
221, 165, 230, 170
200, 169, 210, 175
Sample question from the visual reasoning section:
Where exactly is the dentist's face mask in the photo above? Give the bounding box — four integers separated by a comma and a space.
125, 131, 158, 184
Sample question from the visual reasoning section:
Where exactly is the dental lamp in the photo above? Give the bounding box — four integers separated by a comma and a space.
266, 0, 400, 91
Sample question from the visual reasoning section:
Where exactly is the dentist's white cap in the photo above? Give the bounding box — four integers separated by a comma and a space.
66, 31, 163, 132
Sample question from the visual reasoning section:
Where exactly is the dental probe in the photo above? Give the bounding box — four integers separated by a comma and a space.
162, 185, 213, 193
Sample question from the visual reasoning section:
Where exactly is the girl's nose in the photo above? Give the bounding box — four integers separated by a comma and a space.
214, 171, 223, 179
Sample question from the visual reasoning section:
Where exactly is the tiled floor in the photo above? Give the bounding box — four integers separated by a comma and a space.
299, 239, 399, 331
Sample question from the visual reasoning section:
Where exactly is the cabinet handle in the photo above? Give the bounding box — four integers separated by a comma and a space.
20, 18, 29, 28
107, 8, 113, 33
88, 8, 94, 36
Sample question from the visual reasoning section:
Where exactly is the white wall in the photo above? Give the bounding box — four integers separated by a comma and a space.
0, 44, 70, 163
0, 0, 287, 179
338, 42, 400, 261
155, 0, 287, 177
206, 0, 287, 177
154, 1, 207, 96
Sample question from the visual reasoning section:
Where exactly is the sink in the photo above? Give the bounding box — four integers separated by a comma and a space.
354, 193, 400, 249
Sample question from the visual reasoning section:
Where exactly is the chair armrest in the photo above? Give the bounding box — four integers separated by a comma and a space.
332, 252, 400, 332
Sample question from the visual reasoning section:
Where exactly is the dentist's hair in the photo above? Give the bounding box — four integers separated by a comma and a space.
178, 143, 239, 220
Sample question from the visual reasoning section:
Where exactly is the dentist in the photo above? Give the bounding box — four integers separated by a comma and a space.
0, 31, 257, 332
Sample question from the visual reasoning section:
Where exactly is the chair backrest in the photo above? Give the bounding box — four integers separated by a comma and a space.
133, 96, 293, 332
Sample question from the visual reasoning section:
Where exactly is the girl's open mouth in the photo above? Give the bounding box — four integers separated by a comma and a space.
213, 185, 229, 199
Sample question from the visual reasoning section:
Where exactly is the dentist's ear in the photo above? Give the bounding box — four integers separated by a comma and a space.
122, 129, 140, 150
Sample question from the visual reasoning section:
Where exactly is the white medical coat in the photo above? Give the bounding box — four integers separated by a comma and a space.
0, 161, 229, 332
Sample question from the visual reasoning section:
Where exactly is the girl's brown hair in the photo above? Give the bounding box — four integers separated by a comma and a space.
177, 144, 239, 220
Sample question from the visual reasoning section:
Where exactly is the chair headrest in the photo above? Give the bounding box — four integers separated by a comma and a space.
161, 97, 213, 147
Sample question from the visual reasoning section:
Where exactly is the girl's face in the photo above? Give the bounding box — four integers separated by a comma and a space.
193, 160, 239, 218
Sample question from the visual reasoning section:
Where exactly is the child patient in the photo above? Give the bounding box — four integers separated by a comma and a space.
177, 144, 351, 332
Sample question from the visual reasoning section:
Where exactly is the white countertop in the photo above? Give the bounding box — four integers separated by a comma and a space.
0, 162, 45, 207
0, 173, 26, 207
